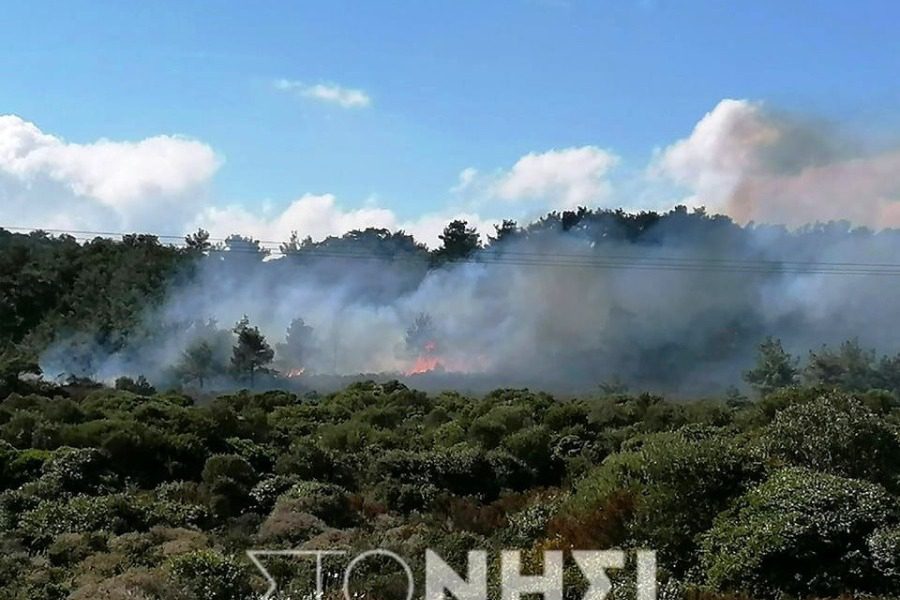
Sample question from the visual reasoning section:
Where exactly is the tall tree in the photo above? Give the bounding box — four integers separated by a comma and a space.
487, 219, 520, 245
431, 220, 480, 265
178, 340, 218, 389
230, 316, 274, 385
220, 235, 270, 266
405, 313, 436, 354
561, 207, 588, 230
744, 336, 798, 395
184, 228, 212, 252
275, 318, 315, 370
0, 345, 41, 394
279, 230, 313, 256
805, 339, 878, 391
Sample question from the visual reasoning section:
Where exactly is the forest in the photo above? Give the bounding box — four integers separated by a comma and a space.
0, 208, 900, 598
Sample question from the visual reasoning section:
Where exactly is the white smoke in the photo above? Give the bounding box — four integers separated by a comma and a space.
655, 99, 900, 227
39, 211, 900, 395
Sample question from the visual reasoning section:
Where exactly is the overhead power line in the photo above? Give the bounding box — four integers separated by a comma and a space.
6, 224, 900, 276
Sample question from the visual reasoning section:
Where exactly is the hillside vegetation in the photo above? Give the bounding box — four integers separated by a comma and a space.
0, 379, 898, 599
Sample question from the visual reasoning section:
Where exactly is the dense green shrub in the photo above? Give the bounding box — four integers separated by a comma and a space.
567, 426, 766, 574
201, 454, 258, 518
761, 392, 900, 491
276, 480, 357, 527
700, 467, 900, 597
167, 549, 252, 600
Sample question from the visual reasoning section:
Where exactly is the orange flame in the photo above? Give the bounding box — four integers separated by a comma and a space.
406, 355, 441, 375
406, 340, 442, 375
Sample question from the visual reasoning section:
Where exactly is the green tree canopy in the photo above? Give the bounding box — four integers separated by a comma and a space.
743, 336, 798, 395
700, 467, 900, 597
275, 317, 315, 370
431, 220, 480, 265
230, 316, 274, 385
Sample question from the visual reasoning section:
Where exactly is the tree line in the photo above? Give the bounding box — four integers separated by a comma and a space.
6, 205, 900, 393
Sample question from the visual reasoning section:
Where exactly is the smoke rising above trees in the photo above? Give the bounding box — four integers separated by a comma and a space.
8, 204, 900, 394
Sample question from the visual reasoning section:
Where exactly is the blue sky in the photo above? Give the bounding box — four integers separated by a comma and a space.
1, 1, 899, 243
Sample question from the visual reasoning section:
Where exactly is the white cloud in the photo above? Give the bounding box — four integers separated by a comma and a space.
456, 146, 619, 211
495, 146, 619, 208
0, 115, 497, 248
196, 193, 396, 243
0, 114, 219, 231
274, 79, 371, 108
654, 99, 900, 227
452, 167, 479, 193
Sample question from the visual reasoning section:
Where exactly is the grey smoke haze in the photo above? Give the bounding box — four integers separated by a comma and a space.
39, 211, 900, 395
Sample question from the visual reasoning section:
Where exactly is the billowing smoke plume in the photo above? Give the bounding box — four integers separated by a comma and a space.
655, 99, 900, 228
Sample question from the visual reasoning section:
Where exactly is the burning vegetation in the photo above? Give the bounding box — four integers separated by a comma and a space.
406, 339, 441, 376
11, 206, 900, 395
404, 314, 442, 375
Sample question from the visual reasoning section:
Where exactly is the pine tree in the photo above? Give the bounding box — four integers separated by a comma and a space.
276, 317, 315, 369
431, 220, 480, 265
405, 313, 436, 354
184, 228, 211, 252
230, 316, 274, 385
178, 340, 217, 389
744, 336, 798, 395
